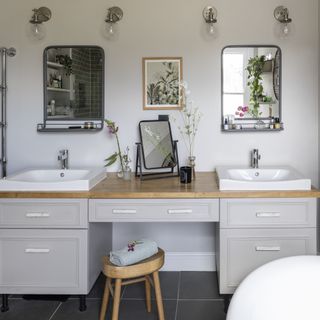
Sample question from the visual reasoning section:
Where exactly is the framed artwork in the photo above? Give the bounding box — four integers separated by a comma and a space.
142, 57, 183, 110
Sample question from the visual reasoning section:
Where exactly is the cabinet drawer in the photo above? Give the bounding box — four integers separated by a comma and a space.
0, 199, 88, 228
220, 198, 316, 228
218, 228, 316, 294
0, 229, 87, 294
89, 199, 219, 222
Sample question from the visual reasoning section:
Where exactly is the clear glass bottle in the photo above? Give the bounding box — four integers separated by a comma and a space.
188, 156, 196, 180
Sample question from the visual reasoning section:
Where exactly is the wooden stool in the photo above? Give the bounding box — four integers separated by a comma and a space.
99, 248, 165, 320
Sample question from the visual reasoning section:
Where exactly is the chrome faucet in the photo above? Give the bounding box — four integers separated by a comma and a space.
251, 149, 261, 169
58, 149, 69, 169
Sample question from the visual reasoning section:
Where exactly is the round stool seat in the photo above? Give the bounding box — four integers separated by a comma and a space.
102, 248, 164, 279
227, 256, 320, 320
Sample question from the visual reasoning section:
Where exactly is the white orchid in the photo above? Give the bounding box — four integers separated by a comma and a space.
173, 81, 202, 158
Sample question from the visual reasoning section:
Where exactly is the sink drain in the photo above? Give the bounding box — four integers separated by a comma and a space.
60, 172, 65, 178
255, 172, 259, 177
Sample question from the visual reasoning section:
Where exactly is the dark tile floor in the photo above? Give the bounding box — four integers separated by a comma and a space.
0, 272, 227, 320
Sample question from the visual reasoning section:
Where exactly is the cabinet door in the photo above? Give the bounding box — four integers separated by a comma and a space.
218, 228, 317, 294
0, 229, 87, 294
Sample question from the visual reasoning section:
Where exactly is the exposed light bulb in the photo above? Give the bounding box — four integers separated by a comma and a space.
208, 23, 216, 35
31, 23, 46, 40
105, 22, 119, 40
108, 24, 115, 35
282, 23, 290, 36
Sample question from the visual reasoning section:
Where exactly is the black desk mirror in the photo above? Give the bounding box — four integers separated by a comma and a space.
136, 120, 179, 179
38, 45, 104, 132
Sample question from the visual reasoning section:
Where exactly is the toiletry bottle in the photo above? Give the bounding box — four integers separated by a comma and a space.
269, 117, 275, 129
58, 75, 62, 88
223, 118, 229, 130
50, 100, 55, 116
274, 117, 280, 129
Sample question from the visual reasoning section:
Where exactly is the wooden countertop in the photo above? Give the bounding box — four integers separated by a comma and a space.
0, 172, 319, 199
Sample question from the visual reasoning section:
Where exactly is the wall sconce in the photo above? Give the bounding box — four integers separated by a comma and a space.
274, 6, 292, 37
105, 6, 123, 39
29, 7, 52, 40
203, 6, 218, 36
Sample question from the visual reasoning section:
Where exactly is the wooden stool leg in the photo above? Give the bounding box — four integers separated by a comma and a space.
145, 277, 152, 313
112, 278, 122, 320
153, 271, 165, 320
100, 277, 112, 320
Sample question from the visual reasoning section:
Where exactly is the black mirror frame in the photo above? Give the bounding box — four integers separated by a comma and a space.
37, 45, 105, 132
136, 120, 180, 180
221, 45, 282, 132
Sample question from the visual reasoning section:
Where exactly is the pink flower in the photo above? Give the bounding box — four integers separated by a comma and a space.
239, 112, 244, 117
242, 106, 249, 112
235, 111, 239, 115
237, 106, 242, 111
105, 120, 118, 134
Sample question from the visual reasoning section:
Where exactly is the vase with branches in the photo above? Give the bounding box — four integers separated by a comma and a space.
172, 81, 202, 179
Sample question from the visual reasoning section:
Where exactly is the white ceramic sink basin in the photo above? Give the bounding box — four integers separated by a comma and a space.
216, 166, 311, 191
0, 168, 106, 191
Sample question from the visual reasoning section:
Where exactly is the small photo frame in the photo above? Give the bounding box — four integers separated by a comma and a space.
143, 57, 183, 110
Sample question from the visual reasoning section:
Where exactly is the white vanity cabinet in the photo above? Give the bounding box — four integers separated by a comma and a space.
0, 199, 111, 295
216, 198, 317, 294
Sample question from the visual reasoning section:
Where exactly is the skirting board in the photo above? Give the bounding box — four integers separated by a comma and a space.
161, 252, 216, 271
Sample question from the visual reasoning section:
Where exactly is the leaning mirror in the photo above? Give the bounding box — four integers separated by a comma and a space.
221, 45, 282, 132
38, 46, 104, 132
136, 120, 179, 179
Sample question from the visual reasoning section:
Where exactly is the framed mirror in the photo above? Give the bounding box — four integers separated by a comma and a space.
221, 45, 282, 132
38, 45, 104, 132
136, 120, 179, 179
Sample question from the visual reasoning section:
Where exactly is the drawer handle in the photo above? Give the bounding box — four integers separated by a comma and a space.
25, 248, 50, 253
26, 212, 50, 218
167, 209, 193, 214
256, 212, 280, 218
112, 209, 137, 214
255, 246, 281, 252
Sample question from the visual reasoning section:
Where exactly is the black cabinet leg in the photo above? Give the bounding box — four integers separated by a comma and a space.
79, 295, 87, 312
1, 294, 9, 312
223, 294, 232, 314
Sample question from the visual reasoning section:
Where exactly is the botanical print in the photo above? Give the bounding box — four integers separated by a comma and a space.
143, 57, 182, 110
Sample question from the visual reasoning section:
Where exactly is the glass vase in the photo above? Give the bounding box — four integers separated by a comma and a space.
188, 156, 196, 180
123, 167, 132, 181
254, 119, 266, 129
117, 170, 124, 178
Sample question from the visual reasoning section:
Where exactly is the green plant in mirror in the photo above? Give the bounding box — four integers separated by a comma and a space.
55, 54, 73, 76
246, 55, 267, 118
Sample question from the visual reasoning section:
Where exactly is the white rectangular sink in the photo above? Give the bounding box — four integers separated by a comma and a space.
0, 168, 106, 191
216, 166, 311, 191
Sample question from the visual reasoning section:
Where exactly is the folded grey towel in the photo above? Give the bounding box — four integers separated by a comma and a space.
109, 239, 158, 266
